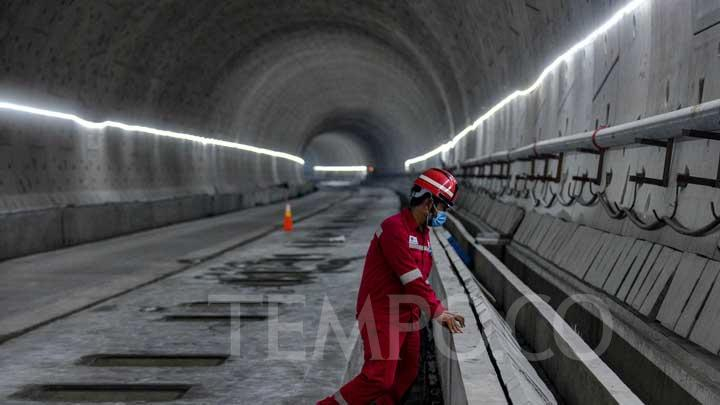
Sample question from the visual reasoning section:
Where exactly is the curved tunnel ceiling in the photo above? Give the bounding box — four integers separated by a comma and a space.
209, 28, 454, 169
0, 0, 621, 171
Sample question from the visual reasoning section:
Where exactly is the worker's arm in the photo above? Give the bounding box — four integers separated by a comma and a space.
377, 221, 446, 318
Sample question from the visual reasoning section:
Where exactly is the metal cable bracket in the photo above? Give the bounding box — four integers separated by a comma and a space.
628, 138, 674, 187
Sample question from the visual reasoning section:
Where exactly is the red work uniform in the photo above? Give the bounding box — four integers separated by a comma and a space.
328, 208, 445, 405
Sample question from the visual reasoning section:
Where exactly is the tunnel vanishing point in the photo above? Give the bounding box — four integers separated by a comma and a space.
1, 1, 720, 404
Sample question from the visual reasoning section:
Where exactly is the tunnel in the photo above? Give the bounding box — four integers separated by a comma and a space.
1, 0, 720, 404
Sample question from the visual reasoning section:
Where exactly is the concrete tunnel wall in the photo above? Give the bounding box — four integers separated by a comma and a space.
0, 0, 630, 260
432, 0, 720, 260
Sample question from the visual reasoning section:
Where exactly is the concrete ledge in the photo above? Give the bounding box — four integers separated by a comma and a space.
434, 229, 557, 405
0, 183, 315, 261
453, 191, 525, 237
452, 209, 496, 235
429, 231, 508, 405
446, 212, 507, 259
0, 208, 63, 259
444, 219, 643, 405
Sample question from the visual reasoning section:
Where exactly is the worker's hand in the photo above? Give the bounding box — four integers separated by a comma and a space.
437, 311, 465, 333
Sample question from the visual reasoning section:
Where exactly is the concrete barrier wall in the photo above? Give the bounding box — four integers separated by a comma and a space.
452, 189, 720, 403
433, 228, 560, 405
0, 124, 314, 260
442, 217, 644, 405
0, 107, 313, 261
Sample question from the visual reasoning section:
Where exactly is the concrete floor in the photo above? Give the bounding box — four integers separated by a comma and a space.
0, 188, 400, 404
0, 190, 350, 343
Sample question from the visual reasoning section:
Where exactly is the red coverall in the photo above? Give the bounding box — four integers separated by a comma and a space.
321, 208, 445, 405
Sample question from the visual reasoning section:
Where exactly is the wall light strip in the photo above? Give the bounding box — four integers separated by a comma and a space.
0, 101, 305, 165
313, 165, 368, 172
404, 0, 647, 171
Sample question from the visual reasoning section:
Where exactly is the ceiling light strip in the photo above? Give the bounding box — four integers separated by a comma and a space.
313, 165, 368, 172
404, 0, 647, 171
0, 101, 305, 165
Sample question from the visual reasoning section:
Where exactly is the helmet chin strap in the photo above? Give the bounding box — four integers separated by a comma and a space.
425, 199, 438, 226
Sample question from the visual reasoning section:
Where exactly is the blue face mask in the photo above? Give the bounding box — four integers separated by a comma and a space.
429, 210, 447, 227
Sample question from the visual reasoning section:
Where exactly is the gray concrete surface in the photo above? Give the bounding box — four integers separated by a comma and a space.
0, 182, 315, 261
433, 228, 558, 405
434, 2, 720, 262
1, 1, 720, 403
499, 209, 720, 404
0, 187, 397, 404
429, 231, 508, 405
0, 189, 349, 344
443, 215, 643, 405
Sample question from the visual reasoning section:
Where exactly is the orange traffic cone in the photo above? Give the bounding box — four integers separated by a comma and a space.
283, 203, 293, 232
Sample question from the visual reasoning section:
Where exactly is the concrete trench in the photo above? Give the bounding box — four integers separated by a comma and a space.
503, 246, 719, 405
442, 201, 720, 405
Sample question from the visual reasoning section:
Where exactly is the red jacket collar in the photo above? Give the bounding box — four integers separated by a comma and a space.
402, 207, 426, 232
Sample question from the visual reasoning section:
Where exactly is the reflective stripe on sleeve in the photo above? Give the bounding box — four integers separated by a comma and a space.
399, 269, 423, 285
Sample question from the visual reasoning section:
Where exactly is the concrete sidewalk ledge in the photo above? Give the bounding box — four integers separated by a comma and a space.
443, 219, 644, 405
434, 228, 557, 405
452, 191, 524, 237
0, 182, 315, 261
429, 230, 508, 405
446, 212, 509, 259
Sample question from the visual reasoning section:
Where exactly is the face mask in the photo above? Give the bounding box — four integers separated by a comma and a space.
427, 202, 448, 227
430, 211, 447, 227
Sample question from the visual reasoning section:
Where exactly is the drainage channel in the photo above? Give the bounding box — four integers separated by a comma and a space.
2, 191, 390, 403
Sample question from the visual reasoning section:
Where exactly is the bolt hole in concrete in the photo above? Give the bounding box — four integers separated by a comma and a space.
139, 306, 167, 312
161, 314, 269, 321
90, 305, 117, 312
9, 384, 192, 402
194, 257, 317, 285
330, 218, 365, 224
180, 301, 286, 309
315, 256, 365, 272
286, 235, 346, 248
284, 243, 344, 249
76, 354, 228, 367
273, 253, 328, 259
219, 278, 310, 287
308, 232, 345, 239
309, 225, 352, 231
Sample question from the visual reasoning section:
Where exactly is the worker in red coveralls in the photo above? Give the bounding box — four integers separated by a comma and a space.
318, 168, 465, 405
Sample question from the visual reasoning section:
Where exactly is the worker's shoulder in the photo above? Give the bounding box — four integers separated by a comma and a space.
380, 211, 406, 232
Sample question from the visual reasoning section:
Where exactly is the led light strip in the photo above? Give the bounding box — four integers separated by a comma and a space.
0, 101, 305, 165
313, 165, 368, 172
404, 0, 647, 171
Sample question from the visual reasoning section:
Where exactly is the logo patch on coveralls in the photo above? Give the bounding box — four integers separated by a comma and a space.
408, 235, 418, 245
